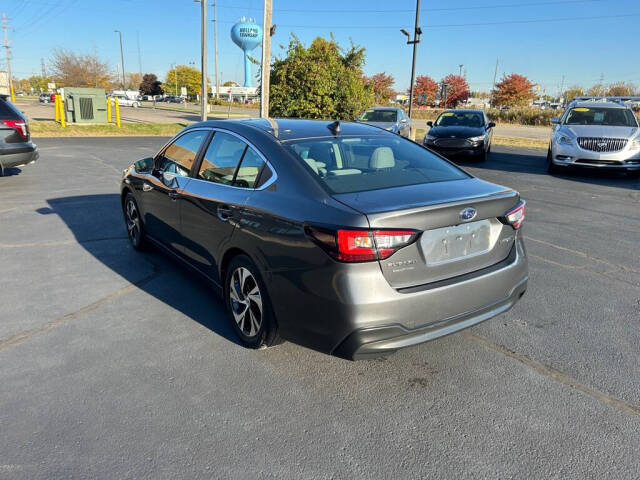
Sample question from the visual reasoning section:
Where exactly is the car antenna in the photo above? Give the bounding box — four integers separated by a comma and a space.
327, 120, 340, 136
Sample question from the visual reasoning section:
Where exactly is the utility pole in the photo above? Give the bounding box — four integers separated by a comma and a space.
2, 13, 14, 101
559, 74, 565, 100
41, 58, 46, 77
213, 0, 219, 99
171, 62, 178, 96
459, 64, 463, 77
199, 0, 207, 121
114, 30, 125, 89
400, 0, 421, 127
137, 31, 142, 77
260, 0, 273, 118
491, 58, 499, 106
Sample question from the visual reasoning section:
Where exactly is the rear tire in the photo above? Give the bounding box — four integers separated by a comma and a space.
123, 193, 147, 250
224, 255, 282, 350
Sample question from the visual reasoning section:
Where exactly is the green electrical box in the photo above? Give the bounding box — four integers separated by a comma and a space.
63, 87, 108, 124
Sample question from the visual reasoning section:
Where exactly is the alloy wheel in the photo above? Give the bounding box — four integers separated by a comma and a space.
229, 267, 263, 338
125, 198, 141, 246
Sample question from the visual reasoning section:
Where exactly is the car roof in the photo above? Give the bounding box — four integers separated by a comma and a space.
187, 118, 387, 141
570, 100, 629, 110
441, 109, 484, 114
366, 107, 400, 111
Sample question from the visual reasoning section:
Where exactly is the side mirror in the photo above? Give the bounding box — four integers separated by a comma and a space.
551, 117, 561, 124
487, 122, 496, 129
427, 121, 433, 127
134, 157, 154, 173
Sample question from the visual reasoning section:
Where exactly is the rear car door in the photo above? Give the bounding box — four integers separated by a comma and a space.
180, 130, 272, 284
141, 129, 209, 255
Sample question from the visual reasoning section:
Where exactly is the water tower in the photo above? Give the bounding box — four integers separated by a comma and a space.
230, 17, 263, 88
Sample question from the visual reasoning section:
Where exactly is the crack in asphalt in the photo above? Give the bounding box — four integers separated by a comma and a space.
463, 331, 640, 417
0, 271, 159, 354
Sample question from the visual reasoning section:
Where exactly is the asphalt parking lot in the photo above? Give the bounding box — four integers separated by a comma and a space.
1, 138, 639, 479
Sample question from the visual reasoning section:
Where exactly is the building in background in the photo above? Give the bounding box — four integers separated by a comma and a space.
212, 85, 258, 103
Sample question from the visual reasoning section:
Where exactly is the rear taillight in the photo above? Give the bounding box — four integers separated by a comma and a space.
306, 227, 419, 262
504, 200, 525, 229
2, 120, 28, 140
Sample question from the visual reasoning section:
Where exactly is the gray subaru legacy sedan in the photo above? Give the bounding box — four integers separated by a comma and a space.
121, 119, 528, 360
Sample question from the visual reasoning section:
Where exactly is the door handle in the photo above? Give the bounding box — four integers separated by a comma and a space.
168, 190, 179, 201
217, 205, 233, 221
142, 183, 153, 192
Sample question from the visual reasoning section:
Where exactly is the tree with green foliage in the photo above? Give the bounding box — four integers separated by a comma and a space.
27, 75, 53, 92
269, 35, 375, 120
166, 65, 207, 96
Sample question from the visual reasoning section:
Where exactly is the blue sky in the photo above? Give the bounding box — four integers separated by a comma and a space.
3, 0, 640, 95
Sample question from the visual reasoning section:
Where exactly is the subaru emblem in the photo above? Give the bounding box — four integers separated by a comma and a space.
460, 207, 477, 222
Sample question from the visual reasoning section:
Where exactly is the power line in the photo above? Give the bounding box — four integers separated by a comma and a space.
216, 0, 603, 14
217, 13, 640, 30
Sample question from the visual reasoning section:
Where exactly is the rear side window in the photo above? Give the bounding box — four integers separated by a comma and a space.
158, 130, 208, 176
198, 131, 270, 188
198, 131, 247, 185
0, 98, 23, 120
285, 135, 468, 194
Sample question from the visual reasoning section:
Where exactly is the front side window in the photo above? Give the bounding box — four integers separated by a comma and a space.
285, 135, 469, 194
157, 130, 208, 177
564, 107, 637, 127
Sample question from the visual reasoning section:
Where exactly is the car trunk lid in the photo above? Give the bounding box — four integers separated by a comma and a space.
332, 178, 520, 289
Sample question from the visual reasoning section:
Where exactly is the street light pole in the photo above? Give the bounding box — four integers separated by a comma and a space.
459, 64, 463, 77
114, 30, 125, 89
401, 0, 421, 132
213, 0, 219, 99
260, 0, 273, 118
199, 0, 207, 121
171, 62, 177, 96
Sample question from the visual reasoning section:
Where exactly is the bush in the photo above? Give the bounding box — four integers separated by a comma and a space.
407, 107, 562, 126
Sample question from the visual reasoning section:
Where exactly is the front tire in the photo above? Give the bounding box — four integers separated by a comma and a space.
547, 146, 559, 173
123, 193, 146, 250
225, 255, 281, 350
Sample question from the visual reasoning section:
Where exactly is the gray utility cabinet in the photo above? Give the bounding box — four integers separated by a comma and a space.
63, 87, 108, 123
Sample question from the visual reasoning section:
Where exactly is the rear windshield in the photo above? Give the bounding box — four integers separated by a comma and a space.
284, 135, 469, 194
564, 107, 637, 127
435, 111, 484, 127
360, 110, 398, 122
0, 98, 23, 120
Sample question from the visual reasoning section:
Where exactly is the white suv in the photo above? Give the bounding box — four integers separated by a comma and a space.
547, 100, 640, 173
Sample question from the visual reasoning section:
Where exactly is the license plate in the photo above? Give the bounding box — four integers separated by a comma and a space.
420, 219, 498, 266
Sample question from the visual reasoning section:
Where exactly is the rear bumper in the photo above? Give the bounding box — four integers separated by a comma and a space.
270, 234, 528, 359
0, 144, 39, 169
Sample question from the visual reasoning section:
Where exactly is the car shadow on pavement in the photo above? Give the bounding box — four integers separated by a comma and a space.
39, 193, 241, 346
0, 167, 22, 177
463, 149, 640, 191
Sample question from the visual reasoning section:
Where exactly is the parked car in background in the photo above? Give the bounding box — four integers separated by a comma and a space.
164, 95, 186, 104
0, 94, 38, 176
357, 107, 411, 138
547, 100, 640, 173
423, 109, 495, 161
39, 93, 55, 103
110, 95, 141, 108
120, 119, 527, 359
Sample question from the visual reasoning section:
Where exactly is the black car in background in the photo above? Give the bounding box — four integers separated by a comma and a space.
120, 119, 527, 360
423, 109, 495, 161
0, 94, 38, 176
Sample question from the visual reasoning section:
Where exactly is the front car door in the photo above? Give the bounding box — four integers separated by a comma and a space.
142, 129, 210, 255
180, 130, 273, 285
